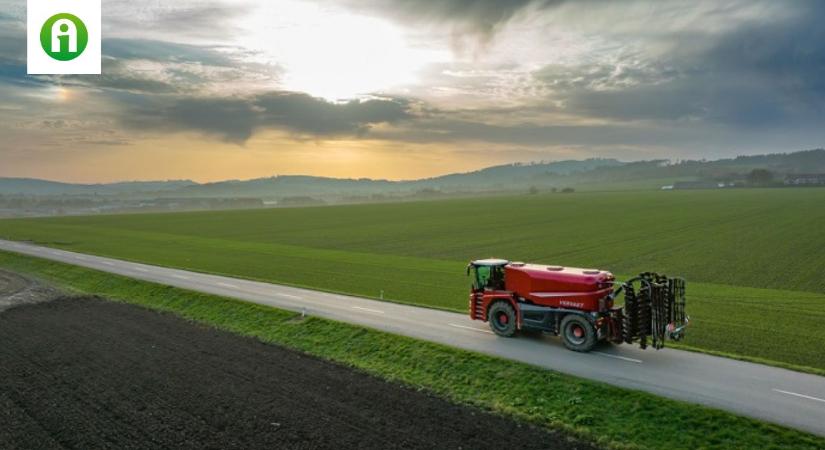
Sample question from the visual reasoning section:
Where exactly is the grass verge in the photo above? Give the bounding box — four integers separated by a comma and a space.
1, 249, 823, 450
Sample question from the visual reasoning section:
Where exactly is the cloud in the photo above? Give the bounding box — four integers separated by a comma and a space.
21, 38, 279, 96
89, 67, 181, 94
333, 0, 562, 39
529, 1, 825, 127
124, 92, 413, 142
103, 38, 239, 67
66, 39, 268, 95
534, 63, 705, 122
0, 11, 24, 66
368, 109, 825, 161
702, 2, 825, 116
19, 3, 271, 96
255, 92, 411, 135
0, 8, 268, 94
159, 97, 259, 142
103, 0, 251, 40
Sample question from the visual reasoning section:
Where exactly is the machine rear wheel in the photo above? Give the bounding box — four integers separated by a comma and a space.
488, 301, 516, 337
560, 314, 596, 352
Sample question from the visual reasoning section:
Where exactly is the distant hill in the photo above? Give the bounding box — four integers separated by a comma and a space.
552, 149, 825, 186
410, 158, 623, 190
1, 149, 823, 199
0, 178, 197, 196
165, 158, 623, 198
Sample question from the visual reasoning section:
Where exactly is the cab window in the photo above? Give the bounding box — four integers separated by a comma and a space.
474, 265, 491, 290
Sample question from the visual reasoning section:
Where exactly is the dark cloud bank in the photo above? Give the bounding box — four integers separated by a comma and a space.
125, 92, 412, 142
534, 1, 825, 128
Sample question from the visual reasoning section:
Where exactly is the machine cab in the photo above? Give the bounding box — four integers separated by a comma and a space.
467, 259, 509, 291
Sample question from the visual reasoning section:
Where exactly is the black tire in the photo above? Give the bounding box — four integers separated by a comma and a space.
560, 314, 596, 352
487, 301, 517, 337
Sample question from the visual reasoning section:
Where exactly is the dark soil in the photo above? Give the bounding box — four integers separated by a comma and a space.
0, 294, 598, 450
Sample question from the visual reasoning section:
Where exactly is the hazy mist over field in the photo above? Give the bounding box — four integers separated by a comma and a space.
1, 0, 824, 182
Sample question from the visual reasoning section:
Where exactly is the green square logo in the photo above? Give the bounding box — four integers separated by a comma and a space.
27, 0, 100, 74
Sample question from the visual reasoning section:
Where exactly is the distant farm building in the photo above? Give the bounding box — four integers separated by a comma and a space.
784, 174, 825, 185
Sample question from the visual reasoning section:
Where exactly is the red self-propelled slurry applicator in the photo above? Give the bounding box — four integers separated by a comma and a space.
467, 259, 688, 352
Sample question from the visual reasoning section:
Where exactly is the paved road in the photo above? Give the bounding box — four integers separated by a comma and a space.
2, 239, 824, 436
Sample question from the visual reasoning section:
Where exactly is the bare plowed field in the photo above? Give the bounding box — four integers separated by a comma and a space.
0, 285, 594, 450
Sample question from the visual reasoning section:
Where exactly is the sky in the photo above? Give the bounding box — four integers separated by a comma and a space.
1, 0, 824, 183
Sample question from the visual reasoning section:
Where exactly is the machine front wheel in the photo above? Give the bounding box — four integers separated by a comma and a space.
560, 314, 596, 352
487, 301, 517, 337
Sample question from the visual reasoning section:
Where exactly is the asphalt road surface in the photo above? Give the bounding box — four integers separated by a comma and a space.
2, 239, 824, 437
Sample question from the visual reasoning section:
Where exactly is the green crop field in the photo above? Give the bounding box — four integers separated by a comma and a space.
1, 188, 824, 371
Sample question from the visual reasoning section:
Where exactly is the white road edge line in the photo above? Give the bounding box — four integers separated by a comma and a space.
448, 323, 494, 334
592, 351, 643, 364
101, 261, 114, 266
133, 267, 149, 272
171, 274, 189, 280
73, 255, 86, 260
217, 282, 238, 289
351, 306, 385, 314
277, 293, 302, 300
772, 388, 825, 404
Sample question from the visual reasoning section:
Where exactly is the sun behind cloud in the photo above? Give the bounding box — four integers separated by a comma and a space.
239, 1, 448, 100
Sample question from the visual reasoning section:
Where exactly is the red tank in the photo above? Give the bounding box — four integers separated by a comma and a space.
504, 263, 615, 311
